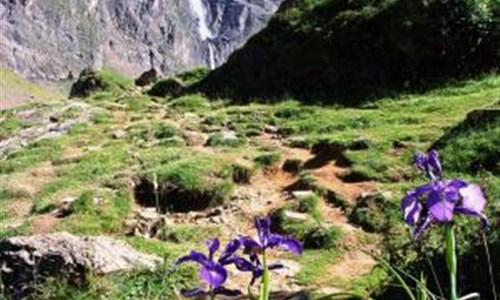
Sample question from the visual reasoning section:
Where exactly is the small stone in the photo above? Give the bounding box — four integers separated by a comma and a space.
264, 125, 279, 134
112, 130, 127, 139
283, 210, 309, 221
137, 208, 161, 221
52, 196, 77, 218
291, 190, 315, 200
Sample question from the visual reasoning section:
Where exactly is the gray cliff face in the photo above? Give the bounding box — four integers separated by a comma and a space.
0, 0, 282, 81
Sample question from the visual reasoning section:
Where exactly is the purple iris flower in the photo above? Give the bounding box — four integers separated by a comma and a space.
413, 149, 443, 180
238, 217, 303, 255
233, 253, 284, 285
402, 151, 489, 239
176, 238, 242, 297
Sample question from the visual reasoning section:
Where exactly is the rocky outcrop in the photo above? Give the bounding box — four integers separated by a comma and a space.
0, 0, 283, 81
0, 232, 161, 299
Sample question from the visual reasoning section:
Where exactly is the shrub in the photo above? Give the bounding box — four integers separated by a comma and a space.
147, 78, 185, 97
303, 227, 341, 250
176, 67, 210, 85
348, 193, 397, 233
70, 68, 133, 98
254, 152, 281, 168
298, 194, 319, 214
153, 123, 179, 140
231, 163, 254, 184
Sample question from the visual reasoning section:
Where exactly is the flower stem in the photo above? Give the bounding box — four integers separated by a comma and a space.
259, 252, 270, 300
445, 224, 458, 300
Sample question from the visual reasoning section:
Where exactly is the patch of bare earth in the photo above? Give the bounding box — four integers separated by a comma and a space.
6, 162, 55, 198
32, 214, 60, 235
2, 162, 61, 233
321, 250, 377, 286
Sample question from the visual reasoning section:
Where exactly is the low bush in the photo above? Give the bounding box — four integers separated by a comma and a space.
254, 152, 281, 168
147, 78, 185, 97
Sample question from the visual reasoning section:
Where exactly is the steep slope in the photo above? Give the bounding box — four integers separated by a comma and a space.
0, 67, 63, 109
0, 0, 282, 81
198, 0, 500, 104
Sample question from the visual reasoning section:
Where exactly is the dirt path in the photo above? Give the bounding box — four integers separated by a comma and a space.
32, 214, 60, 235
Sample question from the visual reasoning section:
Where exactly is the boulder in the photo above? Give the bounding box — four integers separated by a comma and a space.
134, 68, 158, 87
0, 232, 161, 298
69, 68, 107, 98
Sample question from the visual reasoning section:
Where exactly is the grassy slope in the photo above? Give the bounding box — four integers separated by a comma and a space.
0, 68, 63, 109
0, 74, 499, 298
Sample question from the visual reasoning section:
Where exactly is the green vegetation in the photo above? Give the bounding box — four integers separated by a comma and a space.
0, 139, 62, 174
157, 224, 221, 243
231, 163, 254, 184
1, 51, 499, 298
254, 152, 281, 168
0, 67, 62, 105
29, 263, 195, 300
169, 94, 210, 112
434, 109, 500, 175
137, 148, 234, 212
147, 77, 185, 97
176, 67, 210, 85
206, 132, 246, 147
199, 0, 499, 103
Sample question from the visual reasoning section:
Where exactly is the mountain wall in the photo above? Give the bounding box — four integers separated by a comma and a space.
0, 0, 282, 81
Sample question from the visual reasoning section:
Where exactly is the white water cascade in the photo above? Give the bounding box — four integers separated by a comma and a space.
188, 0, 217, 69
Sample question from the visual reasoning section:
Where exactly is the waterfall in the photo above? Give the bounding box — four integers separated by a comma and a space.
188, 0, 218, 69
207, 43, 216, 70
188, 0, 214, 40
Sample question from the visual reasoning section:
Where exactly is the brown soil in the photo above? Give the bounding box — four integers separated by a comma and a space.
32, 214, 59, 235
321, 250, 377, 285
6, 162, 56, 198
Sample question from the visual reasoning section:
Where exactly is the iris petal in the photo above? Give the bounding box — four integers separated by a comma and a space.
413, 214, 434, 239
200, 263, 227, 288
176, 250, 209, 266
233, 257, 254, 272
426, 190, 455, 222
276, 235, 303, 254
219, 239, 240, 265
401, 190, 422, 225
239, 236, 261, 251
206, 238, 220, 260
458, 184, 486, 214
427, 150, 442, 179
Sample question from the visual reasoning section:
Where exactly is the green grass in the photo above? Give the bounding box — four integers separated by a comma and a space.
29, 261, 195, 300
99, 68, 134, 91
169, 94, 210, 112
57, 145, 130, 182
157, 224, 222, 244
296, 249, 342, 285
0, 67, 62, 104
56, 190, 132, 235
254, 152, 281, 168
206, 132, 246, 147
138, 147, 234, 211
0, 139, 63, 174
